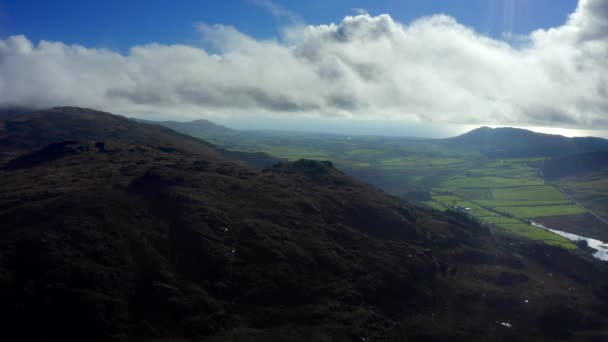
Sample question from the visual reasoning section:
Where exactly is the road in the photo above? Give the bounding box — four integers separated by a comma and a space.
555, 186, 608, 227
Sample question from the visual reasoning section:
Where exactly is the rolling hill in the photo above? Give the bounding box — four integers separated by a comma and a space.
1, 108, 608, 340
446, 126, 608, 157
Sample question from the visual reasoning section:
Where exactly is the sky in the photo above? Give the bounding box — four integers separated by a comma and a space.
0, 0, 606, 137
0, 1, 577, 51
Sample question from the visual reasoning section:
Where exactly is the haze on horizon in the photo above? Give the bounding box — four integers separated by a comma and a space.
0, 0, 606, 137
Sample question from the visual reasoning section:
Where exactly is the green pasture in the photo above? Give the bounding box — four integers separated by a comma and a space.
491, 186, 565, 201
495, 205, 586, 219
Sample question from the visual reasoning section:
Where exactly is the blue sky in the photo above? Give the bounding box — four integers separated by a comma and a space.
0, 0, 577, 52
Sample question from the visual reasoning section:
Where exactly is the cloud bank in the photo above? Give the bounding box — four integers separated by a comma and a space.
0, 0, 606, 127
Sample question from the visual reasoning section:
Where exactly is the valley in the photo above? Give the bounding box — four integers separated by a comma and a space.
149, 122, 608, 252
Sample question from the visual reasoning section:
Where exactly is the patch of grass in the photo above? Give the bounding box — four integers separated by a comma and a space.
495, 205, 586, 219
344, 149, 385, 158
491, 186, 566, 201
441, 176, 543, 189
380, 157, 414, 168
495, 223, 576, 249
482, 216, 522, 225
423, 201, 447, 211
432, 195, 462, 203
453, 189, 493, 200
476, 199, 573, 207
432, 196, 499, 218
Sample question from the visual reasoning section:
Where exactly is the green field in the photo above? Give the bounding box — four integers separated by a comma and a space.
491, 186, 565, 201
430, 193, 577, 248
498, 223, 576, 249
495, 205, 586, 218
476, 199, 573, 207
440, 176, 543, 189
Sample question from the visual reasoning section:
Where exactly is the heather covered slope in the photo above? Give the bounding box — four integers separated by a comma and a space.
0, 107, 279, 168
0, 108, 607, 340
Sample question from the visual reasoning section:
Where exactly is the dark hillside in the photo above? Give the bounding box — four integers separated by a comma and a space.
0, 107, 218, 157
138, 118, 282, 168
0, 107, 279, 168
543, 151, 608, 180
0, 108, 607, 340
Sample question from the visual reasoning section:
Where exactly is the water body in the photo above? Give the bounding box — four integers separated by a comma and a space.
531, 221, 608, 261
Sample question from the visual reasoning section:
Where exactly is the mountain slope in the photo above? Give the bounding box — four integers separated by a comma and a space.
446, 126, 608, 157
1, 108, 608, 340
0, 107, 280, 168
543, 151, 608, 180
136, 117, 282, 168
0, 107, 218, 157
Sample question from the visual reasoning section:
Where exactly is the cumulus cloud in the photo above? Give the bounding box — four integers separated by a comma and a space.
0, 0, 607, 128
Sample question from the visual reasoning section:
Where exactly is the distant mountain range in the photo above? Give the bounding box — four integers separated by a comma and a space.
139, 118, 608, 183
448, 127, 608, 179
140, 119, 608, 160
2, 108, 608, 340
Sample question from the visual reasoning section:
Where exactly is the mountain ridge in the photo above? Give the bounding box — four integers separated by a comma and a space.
446, 126, 608, 157
0, 107, 280, 168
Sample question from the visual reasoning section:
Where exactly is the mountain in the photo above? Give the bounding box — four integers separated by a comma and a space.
0, 107, 280, 168
446, 126, 608, 157
1, 108, 608, 340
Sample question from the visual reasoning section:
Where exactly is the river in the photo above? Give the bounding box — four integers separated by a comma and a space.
531, 221, 608, 261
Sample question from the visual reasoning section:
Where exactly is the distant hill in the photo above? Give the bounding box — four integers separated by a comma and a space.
543, 151, 608, 180
137, 118, 282, 168
446, 126, 608, 157
136, 118, 235, 138
0, 107, 217, 155
0, 107, 279, 168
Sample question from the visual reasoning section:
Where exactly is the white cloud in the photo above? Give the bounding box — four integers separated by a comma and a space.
352, 8, 369, 16
253, 0, 302, 25
0, 0, 607, 128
